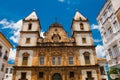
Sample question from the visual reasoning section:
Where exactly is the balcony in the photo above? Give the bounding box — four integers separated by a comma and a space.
37, 42, 76, 46
86, 77, 94, 80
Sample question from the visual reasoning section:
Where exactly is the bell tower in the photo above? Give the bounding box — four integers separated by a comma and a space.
71, 10, 94, 46
19, 11, 41, 46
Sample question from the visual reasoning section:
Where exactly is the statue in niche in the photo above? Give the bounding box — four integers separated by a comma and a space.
52, 30, 61, 42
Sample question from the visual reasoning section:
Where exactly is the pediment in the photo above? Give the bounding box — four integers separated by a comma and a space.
43, 23, 71, 43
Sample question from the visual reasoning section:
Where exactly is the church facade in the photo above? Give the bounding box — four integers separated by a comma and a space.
13, 10, 101, 80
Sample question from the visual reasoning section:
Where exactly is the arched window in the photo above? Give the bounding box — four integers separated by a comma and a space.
40, 56, 44, 65
51, 56, 61, 65
68, 56, 74, 65
83, 52, 90, 64
80, 23, 84, 30
28, 23, 32, 30
82, 37, 87, 44
22, 53, 29, 65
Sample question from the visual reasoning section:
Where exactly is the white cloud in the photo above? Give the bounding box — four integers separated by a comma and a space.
40, 31, 45, 38
0, 19, 22, 43
95, 45, 106, 58
58, 0, 65, 2
91, 24, 99, 30
9, 48, 16, 59
93, 39, 102, 43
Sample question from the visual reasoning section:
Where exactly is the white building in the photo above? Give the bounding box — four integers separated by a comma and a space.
98, 58, 108, 80
0, 32, 13, 80
4, 67, 13, 80
97, 0, 120, 68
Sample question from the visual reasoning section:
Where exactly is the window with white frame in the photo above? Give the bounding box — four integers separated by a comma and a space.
108, 5, 113, 13
68, 56, 74, 65
100, 18, 103, 24
108, 27, 113, 34
108, 49, 113, 59
103, 11, 108, 19
51, 57, 61, 65
113, 45, 119, 57
104, 32, 107, 38
113, 21, 118, 30
52, 57, 56, 65
58, 57, 61, 65
40, 56, 44, 65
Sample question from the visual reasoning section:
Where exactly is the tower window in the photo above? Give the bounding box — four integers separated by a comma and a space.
22, 53, 29, 65
80, 23, 84, 30
69, 72, 74, 78
28, 23, 32, 30
68, 56, 74, 65
82, 38, 87, 43
22, 56, 28, 65
26, 38, 30, 43
84, 52, 90, 64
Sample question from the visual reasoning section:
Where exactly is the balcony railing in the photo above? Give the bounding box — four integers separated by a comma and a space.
37, 42, 76, 46
86, 77, 94, 80
19, 79, 28, 80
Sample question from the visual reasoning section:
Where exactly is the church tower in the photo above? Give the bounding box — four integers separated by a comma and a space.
72, 10, 94, 46
19, 11, 41, 46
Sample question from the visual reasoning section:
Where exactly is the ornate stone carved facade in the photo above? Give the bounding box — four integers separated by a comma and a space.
13, 10, 101, 80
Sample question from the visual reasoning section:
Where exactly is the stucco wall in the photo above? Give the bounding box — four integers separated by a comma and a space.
22, 22, 39, 31
19, 34, 38, 46
73, 22, 90, 31
76, 34, 93, 46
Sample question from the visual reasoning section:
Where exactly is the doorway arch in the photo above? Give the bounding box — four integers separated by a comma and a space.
52, 73, 62, 80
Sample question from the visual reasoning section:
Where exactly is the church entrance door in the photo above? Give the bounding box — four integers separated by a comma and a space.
52, 73, 62, 80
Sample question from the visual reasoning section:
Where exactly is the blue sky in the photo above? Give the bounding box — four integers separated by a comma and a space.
0, 0, 106, 62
